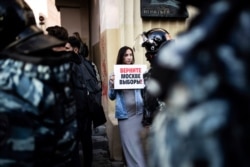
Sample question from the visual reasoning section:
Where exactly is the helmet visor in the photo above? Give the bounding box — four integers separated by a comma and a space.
141, 32, 157, 52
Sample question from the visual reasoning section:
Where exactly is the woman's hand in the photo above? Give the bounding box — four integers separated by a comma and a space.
109, 74, 115, 88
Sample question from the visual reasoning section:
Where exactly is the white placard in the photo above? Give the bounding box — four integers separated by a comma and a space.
114, 64, 147, 89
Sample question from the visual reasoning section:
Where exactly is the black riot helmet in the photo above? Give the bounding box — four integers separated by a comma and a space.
0, 0, 37, 50
141, 28, 171, 64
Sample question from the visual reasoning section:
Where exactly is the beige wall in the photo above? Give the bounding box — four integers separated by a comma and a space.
46, 0, 61, 27
25, 0, 61, 31
98, 2, 199, 115
99, 1, 198, 95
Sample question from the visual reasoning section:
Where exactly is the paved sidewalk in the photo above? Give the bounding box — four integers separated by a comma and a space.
92, 125, 124, 167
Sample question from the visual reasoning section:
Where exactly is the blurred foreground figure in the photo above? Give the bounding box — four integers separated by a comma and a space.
147, 0, 250, 167
0, 1, 77, 166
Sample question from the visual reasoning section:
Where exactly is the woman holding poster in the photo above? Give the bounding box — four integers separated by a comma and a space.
108, 46, 146, 167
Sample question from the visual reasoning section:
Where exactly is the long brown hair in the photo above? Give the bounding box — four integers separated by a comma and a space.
116, 46, 135, 65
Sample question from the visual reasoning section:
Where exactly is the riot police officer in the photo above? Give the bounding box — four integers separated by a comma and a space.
0, 1, 78, 166
140, 28, 172, 126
